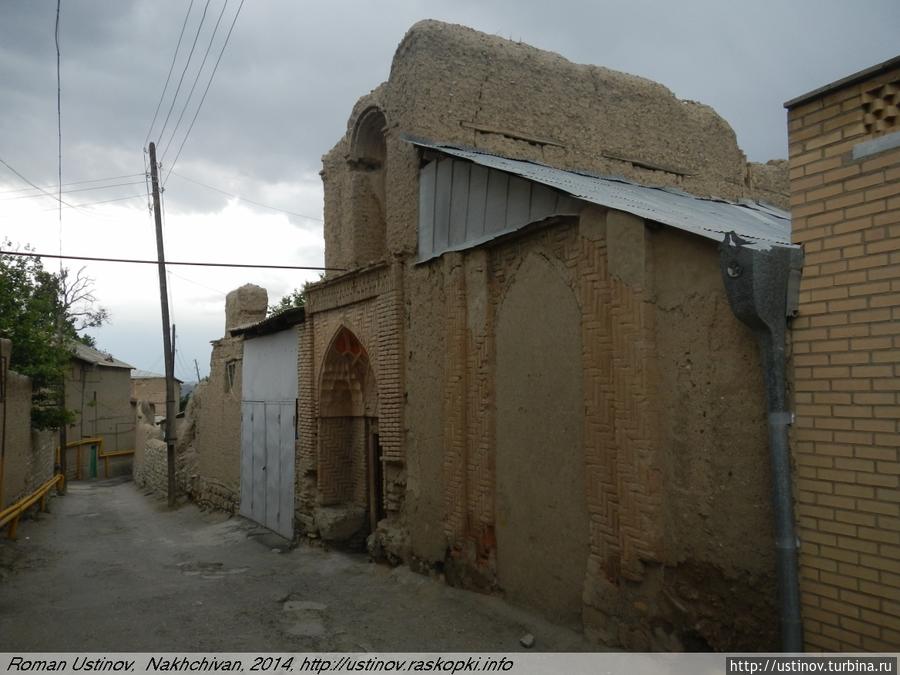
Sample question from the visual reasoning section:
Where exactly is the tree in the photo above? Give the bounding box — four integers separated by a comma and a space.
267, 287, 306, 316
0, 242, 108, 429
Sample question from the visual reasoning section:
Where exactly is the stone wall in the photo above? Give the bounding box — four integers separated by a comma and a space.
787, 58, 900, 651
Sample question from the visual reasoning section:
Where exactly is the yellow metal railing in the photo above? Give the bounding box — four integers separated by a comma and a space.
56, 436, 135, 480
0, 473, 65, 539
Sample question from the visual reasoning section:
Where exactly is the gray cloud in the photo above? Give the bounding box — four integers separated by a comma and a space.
2, 0, 898, 377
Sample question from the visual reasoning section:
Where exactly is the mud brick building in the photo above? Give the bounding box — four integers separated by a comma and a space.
292, 20, 799, 650
786, 55, 900, 651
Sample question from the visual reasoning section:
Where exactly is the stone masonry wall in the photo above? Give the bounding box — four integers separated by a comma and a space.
788, 61, 900, 651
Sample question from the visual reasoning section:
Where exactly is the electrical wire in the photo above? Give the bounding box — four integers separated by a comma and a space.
167, 170, 323, 221
160, 0, 229, 161
0, 156, 80, 210
145, 0, 196, 147
0, 249, 343, 271
0, 173, 145, 195
55, 0, 62, 265
164, 0, 245, 184
0, 180, 147, 201
156, 0, 212, 146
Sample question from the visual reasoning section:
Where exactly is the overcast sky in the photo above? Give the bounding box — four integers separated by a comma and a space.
1, 0, 898, 381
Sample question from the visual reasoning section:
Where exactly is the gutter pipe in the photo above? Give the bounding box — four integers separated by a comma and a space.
720, 232, 805, 652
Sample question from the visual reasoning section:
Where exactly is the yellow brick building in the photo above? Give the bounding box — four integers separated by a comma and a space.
786, 55, 900, 651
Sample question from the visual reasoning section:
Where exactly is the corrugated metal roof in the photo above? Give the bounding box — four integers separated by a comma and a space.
409, 138, 793, 249
71, 341, 133, 369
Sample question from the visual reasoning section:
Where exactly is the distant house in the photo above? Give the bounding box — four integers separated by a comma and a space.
64, 341, 134, 479
130, 369, 183, 419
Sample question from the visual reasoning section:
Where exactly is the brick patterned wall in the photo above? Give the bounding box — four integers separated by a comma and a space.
299, 260, 405, 527
318, 417, 357, 506
296, 321, 317, 529
442, 253, 468, 545
788, 64, 900, 651
436, 214, 663, 598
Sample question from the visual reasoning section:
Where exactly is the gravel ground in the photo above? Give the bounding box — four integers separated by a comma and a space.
0, 478, 593, 652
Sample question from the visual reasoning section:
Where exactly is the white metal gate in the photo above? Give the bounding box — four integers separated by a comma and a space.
240, 400, 295, 538
239, 328, 298, 539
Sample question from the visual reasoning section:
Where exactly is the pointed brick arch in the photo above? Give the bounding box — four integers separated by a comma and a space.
316, 326, 383, 536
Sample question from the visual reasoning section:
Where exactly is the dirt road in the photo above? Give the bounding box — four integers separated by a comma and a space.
0, 479, 592, 652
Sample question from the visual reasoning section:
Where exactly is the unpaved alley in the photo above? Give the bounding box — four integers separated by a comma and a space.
0, 479, 591, 652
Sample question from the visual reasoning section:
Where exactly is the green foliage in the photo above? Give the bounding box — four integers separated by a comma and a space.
267, 287, 306, 316
0, 242, 108, 429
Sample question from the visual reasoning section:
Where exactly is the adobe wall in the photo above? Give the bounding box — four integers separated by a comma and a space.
0, 339, 55, 509
395, 205, 777, 649
191, 284, 267, 512
321, 20, 788, 271
310, 20, 788, 647
130, 378, 180, 413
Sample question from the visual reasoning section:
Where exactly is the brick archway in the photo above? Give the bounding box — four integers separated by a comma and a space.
317, 327, 383, 535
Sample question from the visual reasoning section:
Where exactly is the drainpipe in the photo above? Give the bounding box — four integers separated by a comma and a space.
720, 232, 805, 652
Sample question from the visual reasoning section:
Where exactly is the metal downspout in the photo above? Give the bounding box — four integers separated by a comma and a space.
720, 232, 805, 652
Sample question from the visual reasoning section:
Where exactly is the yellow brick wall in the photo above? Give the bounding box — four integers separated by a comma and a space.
788, 65, 900, 651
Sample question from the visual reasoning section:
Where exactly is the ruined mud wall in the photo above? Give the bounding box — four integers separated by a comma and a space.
321, 20, 789, 271
190, 284, 268, 513
193, 335, 243, 512
130, 377, 180, 413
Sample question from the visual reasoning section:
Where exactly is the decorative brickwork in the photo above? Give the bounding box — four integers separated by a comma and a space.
787, 60, 900, 651
299, 260, 405, 531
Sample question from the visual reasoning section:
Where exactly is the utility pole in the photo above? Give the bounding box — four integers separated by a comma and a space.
148, 142, 177, 507
194, 358, 201, 384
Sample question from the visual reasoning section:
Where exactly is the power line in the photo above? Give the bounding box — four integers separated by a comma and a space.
145, 0, 196, 147
42, 193, 147, 211
0, 156, 80, 210
168, 170, 323, 221
55, 0, 62, 263
0, 173, 146, 195
168, 269, 226, 296
164, 0, 245, 184
0, 249, 343, 271
156, 0, 212, 146
160, 0, 229, 161
0, 180, 147, 201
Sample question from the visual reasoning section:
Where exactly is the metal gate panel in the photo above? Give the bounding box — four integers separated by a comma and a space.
264, 403, 281, 534
250, 401, 267, 525
239, 402, 255, 520
275, 401, 295, 539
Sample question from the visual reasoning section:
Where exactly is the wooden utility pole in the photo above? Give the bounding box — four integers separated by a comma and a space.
194, 358, 201, 384
148, 142, 177, 507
